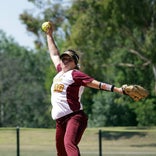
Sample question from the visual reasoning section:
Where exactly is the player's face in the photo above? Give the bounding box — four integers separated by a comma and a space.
61, 55, 76, 71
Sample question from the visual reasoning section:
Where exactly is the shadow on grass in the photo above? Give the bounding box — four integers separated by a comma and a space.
131, 143, 156, 147
100, 131, 146, 140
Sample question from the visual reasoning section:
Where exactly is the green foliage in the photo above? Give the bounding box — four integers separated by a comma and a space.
2, 0, 155, 127
130, 98, 156, 126
62, 0, 156, 126
89, 91, 137, 127
0, 31, 52, 127
19, 0, 66, 49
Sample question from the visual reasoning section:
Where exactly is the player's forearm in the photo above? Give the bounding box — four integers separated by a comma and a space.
100, 82, 123, 94
113, 87, 123, 94
47, 34, 59, 57
87, 80, 123, 94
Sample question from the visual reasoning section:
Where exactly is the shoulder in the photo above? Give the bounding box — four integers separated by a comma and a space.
72, 69, 87, 77
72, 69, 94, 85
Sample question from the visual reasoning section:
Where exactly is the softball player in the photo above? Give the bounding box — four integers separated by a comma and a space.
45, 23, 123, 156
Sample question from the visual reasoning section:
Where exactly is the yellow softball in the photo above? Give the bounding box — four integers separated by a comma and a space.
41, 21, 52, 33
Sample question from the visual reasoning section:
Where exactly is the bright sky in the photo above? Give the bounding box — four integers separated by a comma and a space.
0, 0, 37, 49
0, 0, 71, 49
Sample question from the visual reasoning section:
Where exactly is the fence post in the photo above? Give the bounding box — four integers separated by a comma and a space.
99, 129, 102, 156
16, 126, 20, 156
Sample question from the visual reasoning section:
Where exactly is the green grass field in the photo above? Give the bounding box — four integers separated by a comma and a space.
0, 127, 156, 156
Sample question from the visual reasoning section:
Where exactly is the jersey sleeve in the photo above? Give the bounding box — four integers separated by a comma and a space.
72, 70, 94, 86
56, 64, 62, 72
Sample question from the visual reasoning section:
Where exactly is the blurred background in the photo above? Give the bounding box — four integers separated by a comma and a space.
0, 0, 156, 129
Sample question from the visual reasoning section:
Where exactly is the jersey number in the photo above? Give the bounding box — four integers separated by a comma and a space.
54, 84, 64, 92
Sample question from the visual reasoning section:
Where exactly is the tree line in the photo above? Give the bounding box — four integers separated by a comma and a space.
0, 0, 156, 128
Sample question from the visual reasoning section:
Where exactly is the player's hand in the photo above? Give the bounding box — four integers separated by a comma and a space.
41, 21, 53, 34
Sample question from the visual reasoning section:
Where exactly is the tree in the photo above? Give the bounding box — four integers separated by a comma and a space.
0, 30, 52, 127
19, 0, 66, 50
129, 98, 156, 126
63, 0, 156, 126
19, 0, 156, 126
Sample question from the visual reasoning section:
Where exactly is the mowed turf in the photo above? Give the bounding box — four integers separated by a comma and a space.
0, 127, 156, 156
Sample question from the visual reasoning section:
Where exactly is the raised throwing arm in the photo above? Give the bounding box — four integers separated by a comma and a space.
45, 22, 61, 68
